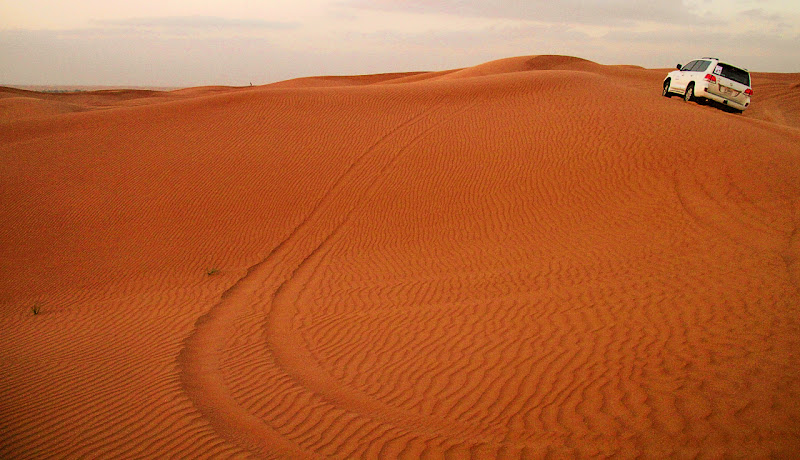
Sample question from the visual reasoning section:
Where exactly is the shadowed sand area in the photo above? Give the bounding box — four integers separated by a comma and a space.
1, 55, 799, 458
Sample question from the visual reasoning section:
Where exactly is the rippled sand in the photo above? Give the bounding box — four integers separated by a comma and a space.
2, 56, 799, 458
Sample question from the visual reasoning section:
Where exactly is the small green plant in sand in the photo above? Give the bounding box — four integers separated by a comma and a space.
206, 267, 220, 276
30, 303, 41, 315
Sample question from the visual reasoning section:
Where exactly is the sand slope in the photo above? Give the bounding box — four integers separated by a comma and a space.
1, 56, 799, 458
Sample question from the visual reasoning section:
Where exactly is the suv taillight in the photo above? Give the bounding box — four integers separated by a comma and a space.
744, 88, 753, 96
704, 74, 717, 83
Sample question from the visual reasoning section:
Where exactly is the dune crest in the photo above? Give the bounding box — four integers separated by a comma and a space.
1, 56, 799, 458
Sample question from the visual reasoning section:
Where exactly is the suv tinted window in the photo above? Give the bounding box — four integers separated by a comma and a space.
693, 60, 711, 72
714, 63, 750, 86
682, 60, 698, 71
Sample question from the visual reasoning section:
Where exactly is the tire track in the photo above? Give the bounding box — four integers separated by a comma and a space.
177, 98, 491, 456
265, 98, 503, 452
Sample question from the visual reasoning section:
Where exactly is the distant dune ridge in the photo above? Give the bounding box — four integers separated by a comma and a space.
1, 55, 799, 458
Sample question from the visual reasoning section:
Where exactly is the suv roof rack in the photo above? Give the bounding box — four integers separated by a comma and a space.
701, 57, 719, 60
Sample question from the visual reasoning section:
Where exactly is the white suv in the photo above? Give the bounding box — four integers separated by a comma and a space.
663, 58, 752, 112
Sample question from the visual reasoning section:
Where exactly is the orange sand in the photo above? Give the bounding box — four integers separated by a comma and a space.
1, 55, 799, 458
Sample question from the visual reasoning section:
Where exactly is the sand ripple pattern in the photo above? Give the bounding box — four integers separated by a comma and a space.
2, 59, 800, 458
178, 72, 800, 457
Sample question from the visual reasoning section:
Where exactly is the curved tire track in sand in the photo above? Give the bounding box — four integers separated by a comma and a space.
179, 99, 489, 457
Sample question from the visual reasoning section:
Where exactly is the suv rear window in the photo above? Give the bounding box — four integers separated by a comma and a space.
714, 63, 750, 86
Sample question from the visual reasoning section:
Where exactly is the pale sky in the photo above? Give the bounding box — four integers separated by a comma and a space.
1, 0, 798, 86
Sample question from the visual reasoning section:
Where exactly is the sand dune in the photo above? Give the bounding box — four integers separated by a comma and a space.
265, 72, 428, 89
0, 96, 87, 121
431, 55, 602, 80
0, 86, 248, 122
1, 56, 799, 458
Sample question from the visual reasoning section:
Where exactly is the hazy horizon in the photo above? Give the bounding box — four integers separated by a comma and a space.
2, 1, 799, 86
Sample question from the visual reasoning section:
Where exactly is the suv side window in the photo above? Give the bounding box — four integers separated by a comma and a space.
682, 60, 698, 71
693, 60, 711, 73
